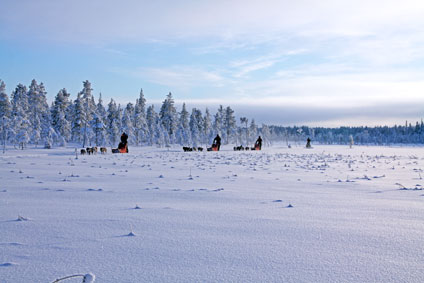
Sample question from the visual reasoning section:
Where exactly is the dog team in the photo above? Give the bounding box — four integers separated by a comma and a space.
80, 133, 263, 155
184, 135, 263, 152
80, 146, 107, 155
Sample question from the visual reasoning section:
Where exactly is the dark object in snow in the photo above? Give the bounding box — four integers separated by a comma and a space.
100, 147, 107, 154
85, 147, 97, 155
113, 133, 129, 153
52, 273, 95, 283
255, 136, 262, 150
211, 134, 221, 151
306, 137, 312, 148
234, 145, 245, 151
81, 149, 86, 155
17, 215, 29, 221
208, 143, 219, 152
183, 146, 204, 152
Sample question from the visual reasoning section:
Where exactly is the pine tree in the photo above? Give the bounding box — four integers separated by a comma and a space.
11, 84, 29, 148
261, 124, 271, 146
176, 103, 191, 146
107, 99, 120, 146
147, 105, 162, 146
94, 93, 107, 146
224, 106, 236, 144
15, 115, 30, 150
249, 119, 258, 145
146, 105, 155, 146
91, 112, 106, 146
189, 108, 203, 147
122, 103, 135, 144
0, 80, 11, 151
159, 92, 177, 143
36, 82, 51, 147
41, 110, 56, 148
240, 117, 248, 146
80, 80, 96, 147
213, 105, 224, 139
203, 108, 212, 146
0, 80, 11, 120
71, 92, 84, 143
134, 89, 148, 146
96, 93, 107, 123
27, 80, 41, 145
117, 104, 123, 134
51, 88, 72, 145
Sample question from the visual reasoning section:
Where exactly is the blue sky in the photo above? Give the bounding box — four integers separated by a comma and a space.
1, 0, 424, 126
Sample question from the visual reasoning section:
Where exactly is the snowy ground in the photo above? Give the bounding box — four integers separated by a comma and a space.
0, 144, 423, 282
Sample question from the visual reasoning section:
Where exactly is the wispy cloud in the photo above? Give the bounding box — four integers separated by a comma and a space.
113, 66, 228, 91
2, 0, 424, 44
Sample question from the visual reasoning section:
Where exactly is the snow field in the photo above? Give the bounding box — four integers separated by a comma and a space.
0, 145, 423, 282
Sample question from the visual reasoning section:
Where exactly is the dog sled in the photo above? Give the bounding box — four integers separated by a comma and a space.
207, 143, 219, 151
112, 143, 128, 154
112, 133, 129, 153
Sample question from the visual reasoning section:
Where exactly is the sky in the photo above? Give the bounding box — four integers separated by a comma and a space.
1, 0, 424, 127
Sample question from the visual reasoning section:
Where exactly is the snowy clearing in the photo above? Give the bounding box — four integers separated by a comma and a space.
0, 145, 423, 282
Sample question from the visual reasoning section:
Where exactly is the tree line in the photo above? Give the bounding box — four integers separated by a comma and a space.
0, 79, 268, 149
0, 79, 423, 150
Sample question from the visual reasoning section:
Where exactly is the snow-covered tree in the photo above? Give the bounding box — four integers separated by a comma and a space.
0, 80, 11, 150
91, 112, 106, 146
203, 108, 213, 146
249, 119, 258, 145
106, 99, 120, 146
122, 103, 135, 144
71, 92, 83, 143
94, 93, 107, 146
224, 106, 236, 144
117, 104, 123, 134
51, 88, 71, 145
240, 117, 248, 146
96, 93, 107, 125
190, 108, 203, 147
176, 103, 191, 146
11, 84, 29, 147
146, 105, 157, 146
41, 112, 56, 148
36, 83, 51, 146
134, 89, 148, 146
213, 105, 224, 138
15, 115, 30, 149
79, 80, 96, 147
146, 105, 165, 146
0, 80, 11, 120
159, 92, 177, 143
27, 80, 41, 145
260, 124, 271, 146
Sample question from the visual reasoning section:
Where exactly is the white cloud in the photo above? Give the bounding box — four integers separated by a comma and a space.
114, 66, 228, 91
2, 0, 424, 44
